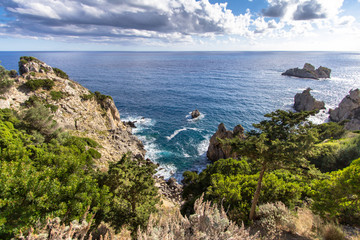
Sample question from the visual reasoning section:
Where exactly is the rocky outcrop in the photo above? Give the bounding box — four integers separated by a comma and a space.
294, 88, 325, 112
207, 123, 245, 162
282, 63, 331, 80
191, 109, 201, 118
155, 176, 183, 205
0, 57, 146, 168
330, 89, 360, 130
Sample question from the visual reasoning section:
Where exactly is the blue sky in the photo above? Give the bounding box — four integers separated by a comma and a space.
0, 0, 359, 51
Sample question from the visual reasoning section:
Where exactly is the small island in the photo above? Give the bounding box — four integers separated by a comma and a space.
282, 63, 331, 79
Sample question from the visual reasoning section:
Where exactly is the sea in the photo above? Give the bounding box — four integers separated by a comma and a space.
0, 51, 359, 180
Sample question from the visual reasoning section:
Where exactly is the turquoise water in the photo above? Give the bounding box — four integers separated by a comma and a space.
1, 51, 359, 179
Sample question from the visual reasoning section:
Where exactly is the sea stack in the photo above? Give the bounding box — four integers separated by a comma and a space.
294, 88, 325, 112
191, 109, 201, 119
282, 63, 331, 80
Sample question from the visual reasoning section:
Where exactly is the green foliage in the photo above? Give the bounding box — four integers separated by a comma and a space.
23, 103, 60, 139
19, 56, 38, 63
50, 90, 65, 101
94, 91, 113, 101
182, 158, 314, 224
45, 104, 59, 112
8, 69, 18, 78
314, 122, 346, 141
311, 158, 360, 225
225, 110, 318, 220
309, 134, 360, 172
81, 92, 94, 100
53, 67, 69, 79
87, 148, 101, 159
0, 64, 14, 93
98, 154, 159, 233
0, 110, 110, 238
25, 78, 55, 91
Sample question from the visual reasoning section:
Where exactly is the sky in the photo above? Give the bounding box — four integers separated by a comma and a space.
0, 0, 359, 51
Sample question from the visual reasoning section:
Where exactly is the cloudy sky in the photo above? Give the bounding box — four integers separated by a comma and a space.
0, 0, 359, 51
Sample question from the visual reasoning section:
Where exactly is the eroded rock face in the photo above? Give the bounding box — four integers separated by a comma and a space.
330, 89, 360, 130
206, 123, 245, 162
282, 63, 331, 80
191, 109, 201, 118
294, 88, 325, 112
0, 57, 146, 168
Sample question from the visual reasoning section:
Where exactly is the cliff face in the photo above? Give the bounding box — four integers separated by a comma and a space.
330, 89, 360, 131
0, 57, 145, 168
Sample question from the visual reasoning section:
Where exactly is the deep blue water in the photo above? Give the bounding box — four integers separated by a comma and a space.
1, 51, 359, 179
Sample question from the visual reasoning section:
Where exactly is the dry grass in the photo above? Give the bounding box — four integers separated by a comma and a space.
322, 223, 346, 240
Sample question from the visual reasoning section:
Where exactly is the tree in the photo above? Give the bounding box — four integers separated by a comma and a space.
99, 154, 159, 233
226, 110, 318, 220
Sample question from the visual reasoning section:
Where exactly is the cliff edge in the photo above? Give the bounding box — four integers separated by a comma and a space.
0, 57, 145, 169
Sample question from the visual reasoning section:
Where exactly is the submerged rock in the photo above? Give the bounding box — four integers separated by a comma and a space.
191, 109, 201, 118
207, 123, 245, 162
282, 63, 331, 80
294, 88, 325, 112
330, 89, 360, 130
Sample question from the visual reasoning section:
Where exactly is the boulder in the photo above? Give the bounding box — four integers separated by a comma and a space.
330, 89, 360, 130
207, 123, 245, 162
18, 57, 54, 75
191, 109, 201, 118
282, 63, 331, 80
294, 88, 325, 112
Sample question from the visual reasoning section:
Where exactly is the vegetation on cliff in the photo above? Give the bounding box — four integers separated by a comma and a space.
0, 106, 159, 239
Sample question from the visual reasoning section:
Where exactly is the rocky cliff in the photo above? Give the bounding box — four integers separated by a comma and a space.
294, 88, 325, 112
207, 123, 245, 162
330, 89, 360, 130
282, 63, 331, 80
0, 57, 145, 169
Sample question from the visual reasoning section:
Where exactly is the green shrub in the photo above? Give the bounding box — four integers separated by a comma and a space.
25, 79, 55, 91
20, 56, 38, 63
309, 134, 360, 172
24, 95, 43, 107
45, 104, 58, 113
88, 148, 101, 159
81, 92, 94, 101
8, 70, 18, 78
0, 64, 14, 93
53, 67, 69, 79
50, 91, 65, 101
95, 91, 112, 101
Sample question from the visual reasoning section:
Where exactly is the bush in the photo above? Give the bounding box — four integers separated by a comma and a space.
309, 134, 360, 172
53, 67, 69, 79
256, 202, 293, 239
50, 90, 65, 101
138, 195, 258, 240
88, 148, 101, 159
19, 56, 38, 63
8, 69, 18, 78
322, 223, 346, 240
0, 64, 14, 93
25, 78, 55, 91
81, 92, 94, 101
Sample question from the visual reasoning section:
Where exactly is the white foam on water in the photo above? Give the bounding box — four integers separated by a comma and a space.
308, 109, 330, 125
155, 164, 177, 180
166, 127, 201, 141
197, 135, 211, 156
122, 115, 155, 134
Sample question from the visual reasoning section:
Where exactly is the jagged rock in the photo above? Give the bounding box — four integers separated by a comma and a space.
124, 121, 137, 128
19, 57, 54, 75
191, 109, 201, 118
207, 123, 245, 162
330, 89, 360, 130
155, 176, 183, 205
282, 63, 331, 80
294, 88, 325, 112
